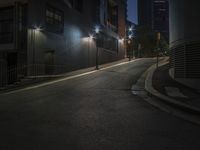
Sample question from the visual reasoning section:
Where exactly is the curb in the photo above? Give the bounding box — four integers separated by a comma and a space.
145, 61, 200, 115
169, 68, 200, 94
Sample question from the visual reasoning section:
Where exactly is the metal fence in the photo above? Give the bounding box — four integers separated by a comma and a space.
0, 63, 69, 88
0, 59, 7, 88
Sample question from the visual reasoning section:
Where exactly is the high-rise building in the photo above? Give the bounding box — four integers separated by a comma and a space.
138, 0, 169, 40
138, 0, 153, 29
152, 0, 169, 39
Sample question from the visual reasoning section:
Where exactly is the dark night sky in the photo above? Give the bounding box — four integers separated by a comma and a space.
127, 0, 138, 24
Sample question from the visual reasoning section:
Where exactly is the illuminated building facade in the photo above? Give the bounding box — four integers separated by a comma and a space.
0, 0, 127, 86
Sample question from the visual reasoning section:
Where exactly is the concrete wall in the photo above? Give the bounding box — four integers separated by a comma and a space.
170, 0, 200, 47
0, 0, 126, 80
169, 0, 200, 88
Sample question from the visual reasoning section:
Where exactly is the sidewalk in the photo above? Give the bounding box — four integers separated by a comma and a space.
152, 64, 200, 110
0, 58, 134, 93
141, 59, 200, 124
145, 61, 200, 116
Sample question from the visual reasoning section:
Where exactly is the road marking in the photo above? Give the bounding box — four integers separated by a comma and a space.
1, 59, 141, 95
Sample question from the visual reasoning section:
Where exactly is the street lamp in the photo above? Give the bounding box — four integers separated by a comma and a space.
127, 39, 133, 61
89, 34, 94, 41
35, 27, 42, 32
95, 26, 100, 70
128, 35, 133, 39
129, 26, 133, 32
156, 32, 161, 69
138, 43, 142, 58
126, 25, 134, 60
118, 38, 124, 43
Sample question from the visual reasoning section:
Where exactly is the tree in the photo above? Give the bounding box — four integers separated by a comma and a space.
159, 35, 169, 56
134, 26, 169, 57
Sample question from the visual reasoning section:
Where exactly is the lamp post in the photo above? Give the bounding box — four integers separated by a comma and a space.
119, 34, 134, 61
138, 43, 141, 58
95, 26, 100, 70
126, 25, 134, 60
128, 39, 131, 61
156, 32, 161, 69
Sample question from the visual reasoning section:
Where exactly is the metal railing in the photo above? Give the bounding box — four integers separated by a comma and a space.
0, 63, 70, 88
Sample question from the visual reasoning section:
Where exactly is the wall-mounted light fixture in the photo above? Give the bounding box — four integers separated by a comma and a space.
33, 26, 42, 32
119, 38, 124, 43
95, 26, 100, 34
89, 34, 94, 40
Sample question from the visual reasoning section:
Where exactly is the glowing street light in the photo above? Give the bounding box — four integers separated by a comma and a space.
118, 38, 124, 43
129, 26, 133, 32
94, 26, 101, 70
33, 26, 42, 32
35, 27, 41, 32
95, 26, 100, 34
156, 32, 161, 69
128, 35, 133, 39
89, 34, 94, 40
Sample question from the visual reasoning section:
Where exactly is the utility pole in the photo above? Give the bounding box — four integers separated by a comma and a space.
157, 32, 161, 69
96, 44, 99, 70
138, 43, 141, 58
95, 26, 100, 70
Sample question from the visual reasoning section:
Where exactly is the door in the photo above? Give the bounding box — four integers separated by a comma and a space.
0, 52, 7, 87
45, 51, 54, 75
7, 52, 18, 84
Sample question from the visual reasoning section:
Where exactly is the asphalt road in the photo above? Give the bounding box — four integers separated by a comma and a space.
0, 58, 200, 150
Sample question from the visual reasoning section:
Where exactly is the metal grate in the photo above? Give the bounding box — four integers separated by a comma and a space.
171, 41, 200, 79
186, 42, 200, 78
174, 44, 185, 78
170, 47, 175, 68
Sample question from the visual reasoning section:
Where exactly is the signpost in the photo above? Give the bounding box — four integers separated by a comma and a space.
157, 32, 161, 69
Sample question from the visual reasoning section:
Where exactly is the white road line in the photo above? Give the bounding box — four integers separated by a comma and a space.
1, 59, 141, 95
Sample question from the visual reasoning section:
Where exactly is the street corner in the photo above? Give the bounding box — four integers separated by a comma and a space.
143, 61, 200, 125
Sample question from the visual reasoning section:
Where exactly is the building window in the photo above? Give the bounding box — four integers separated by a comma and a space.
106, 0, 118, 33
98, 33, 118, 52
0, 7, 14, 44
46, 5, 64, 33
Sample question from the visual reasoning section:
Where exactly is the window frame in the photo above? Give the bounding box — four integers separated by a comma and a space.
45, 4, 64, 33
0, 6, 14, 44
